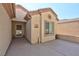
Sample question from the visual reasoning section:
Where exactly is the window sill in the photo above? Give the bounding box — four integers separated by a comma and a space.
44, 33, 54, 36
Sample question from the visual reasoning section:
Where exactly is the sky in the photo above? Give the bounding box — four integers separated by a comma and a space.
18, 3, 79, 20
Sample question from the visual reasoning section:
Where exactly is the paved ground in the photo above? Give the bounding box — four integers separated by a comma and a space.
5, 38, 79, 56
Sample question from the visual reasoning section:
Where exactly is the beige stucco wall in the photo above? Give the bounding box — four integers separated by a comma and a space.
28, 11, 57, 44
41, 11, 57, 43
57, 21, 79, 37
56, 20, 79, 42
0, 4, 11, 55
12, 21, 26, 38
31, 14, 40, 44
25, 20, 31, 43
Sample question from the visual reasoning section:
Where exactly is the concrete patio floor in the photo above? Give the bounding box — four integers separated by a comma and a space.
5, 38, 79, 56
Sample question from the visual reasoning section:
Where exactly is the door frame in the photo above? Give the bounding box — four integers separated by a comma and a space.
15, 24, 24, 37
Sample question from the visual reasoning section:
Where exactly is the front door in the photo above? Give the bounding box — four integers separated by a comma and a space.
15, 24, 23, 37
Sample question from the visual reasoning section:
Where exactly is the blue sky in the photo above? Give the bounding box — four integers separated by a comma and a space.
19, 3, 79, 20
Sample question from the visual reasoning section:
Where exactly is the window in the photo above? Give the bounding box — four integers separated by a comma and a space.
44, 21, 54, 35
16, 25, 23, 36
16, 25, 22, 30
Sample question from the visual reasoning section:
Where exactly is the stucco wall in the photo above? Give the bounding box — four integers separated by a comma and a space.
29, 11, 57, 44
0, 4, 11, 55
57, 20, 79, 37
26, 20, 31, 43
41, 11, 57, 43
31, 15, 40, 44
56, 20, 79, 42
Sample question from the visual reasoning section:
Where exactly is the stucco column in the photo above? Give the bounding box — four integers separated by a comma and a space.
38, 10, 42, 44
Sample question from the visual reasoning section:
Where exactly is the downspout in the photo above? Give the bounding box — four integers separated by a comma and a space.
38, 10, 42, 43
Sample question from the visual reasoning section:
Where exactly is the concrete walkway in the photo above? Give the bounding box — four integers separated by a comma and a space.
6, 38, 79, 56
